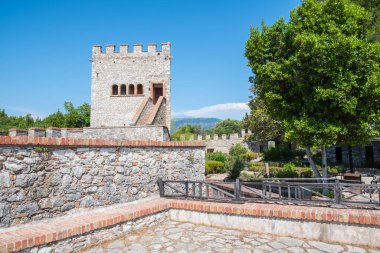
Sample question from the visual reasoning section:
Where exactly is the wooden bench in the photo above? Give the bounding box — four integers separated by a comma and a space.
338, 173, 362, 183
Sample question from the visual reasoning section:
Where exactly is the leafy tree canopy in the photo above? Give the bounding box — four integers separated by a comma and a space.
350, 0, 380, 42
206, 119, 243, 135
246, 0, 380, 148
243, 97, 284, 143
0, 101, 91, 130
171, 124, 202, 140
245, 0, 380, 177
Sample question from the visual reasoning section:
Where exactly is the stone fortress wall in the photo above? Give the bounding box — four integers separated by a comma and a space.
2, 127, 170, 141
179, 130, 260, 153
0, 136, 205, 227
90, 43, 171, 130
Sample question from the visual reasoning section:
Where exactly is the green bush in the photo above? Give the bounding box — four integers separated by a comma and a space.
299, 168, 313, 178
327, 167, 338, 175
263, 147, 305, 162
249, 164, 264, 172
240, 171, 257, 180
267, 161, 285, 167
226, 156, 245, 179
240, 151, 259, 162
328, 165, 344, 174
229, 144, 248, 157
275, 163, 298, 178
205, 160, 225, 174
206, 151, 228, 163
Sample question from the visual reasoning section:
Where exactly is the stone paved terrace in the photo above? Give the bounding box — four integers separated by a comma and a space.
82, 220, 380, 253
1, 197, 380, 252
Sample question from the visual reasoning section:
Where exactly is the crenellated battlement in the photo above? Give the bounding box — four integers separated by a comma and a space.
179, 129, 252, 141
92, 42, 171, 56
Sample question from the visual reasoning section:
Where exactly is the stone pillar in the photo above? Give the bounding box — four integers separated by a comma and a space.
198, 135, 203, 141
9, 128, 28, 137
46, 128, 62, 138
189, 135, 194, 141
28, 128, 45, 137
213, 134, 219, 140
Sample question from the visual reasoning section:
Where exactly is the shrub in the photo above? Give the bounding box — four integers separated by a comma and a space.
226, 156, 245, 179
328, 165, 344, 174
249, 162, 264, 171
299, 168, 313, 178
240, 171, 257, 180
267, 161, 285, 167
327, 167, 338, 175
229, 144, 248, 157
240, 151, 259, 162
275, 163, 298, 178
263, 147, 305, 162
205, 160, 225, 174
206, 151, 228, 163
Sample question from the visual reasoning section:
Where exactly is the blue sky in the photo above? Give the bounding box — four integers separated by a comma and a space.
0, 0, 300, 120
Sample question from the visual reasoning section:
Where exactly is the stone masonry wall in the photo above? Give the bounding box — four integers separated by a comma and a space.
7, 126, 171, 141
90, 43, 171, 130
0, 138, 205, 227
180, 130, 263, 153
327, 141, 380, 168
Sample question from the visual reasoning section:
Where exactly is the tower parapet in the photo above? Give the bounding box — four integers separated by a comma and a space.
92, 43, 171, 57
90, 42, 172, 130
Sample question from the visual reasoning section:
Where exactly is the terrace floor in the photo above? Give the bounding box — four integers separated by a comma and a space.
82, 220, 380, 253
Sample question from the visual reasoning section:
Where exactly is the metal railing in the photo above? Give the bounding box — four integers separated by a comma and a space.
158, 178, 380, 207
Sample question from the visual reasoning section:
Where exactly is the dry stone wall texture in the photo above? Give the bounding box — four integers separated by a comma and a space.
0, 145, 204, 227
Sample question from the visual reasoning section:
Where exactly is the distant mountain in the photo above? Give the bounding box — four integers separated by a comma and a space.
171, 118, 221, 132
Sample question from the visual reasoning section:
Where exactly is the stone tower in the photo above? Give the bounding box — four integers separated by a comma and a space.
90, 43, 171, 130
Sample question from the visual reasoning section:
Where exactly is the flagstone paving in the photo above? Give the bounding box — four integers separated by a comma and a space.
81, 220, 380, 253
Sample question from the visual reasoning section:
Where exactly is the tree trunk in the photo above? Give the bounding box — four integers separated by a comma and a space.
348, 145, 354, 173
305, 147, 322, 178
321, 146, 329, 195
321, 146, 328, 178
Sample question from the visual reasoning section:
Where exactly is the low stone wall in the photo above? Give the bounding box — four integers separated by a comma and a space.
1, 198, 380, 252
170, 209, 380, 248
25, 210, 169, 253
0, 137, 205, 227
82, 126, 170, 141
7, 126, 171, 141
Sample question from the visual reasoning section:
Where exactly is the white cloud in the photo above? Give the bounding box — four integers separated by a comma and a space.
181, 102, 250, 120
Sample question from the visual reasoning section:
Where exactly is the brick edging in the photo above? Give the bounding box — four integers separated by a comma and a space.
169, 200, 380, 226
0, 136, 206, 148
1, 199, 379, 252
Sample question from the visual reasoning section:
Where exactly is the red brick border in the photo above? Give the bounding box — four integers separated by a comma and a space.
169, 200, 380, 226
0, 199, 379, 252
0, 136, 206, 148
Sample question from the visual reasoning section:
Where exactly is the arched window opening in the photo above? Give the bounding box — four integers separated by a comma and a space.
112, 85, 118, 95
137, 84, 143, 95
120, 85, 126, 95
129, 84, 135, 95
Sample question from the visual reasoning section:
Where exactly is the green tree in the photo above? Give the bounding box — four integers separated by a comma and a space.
172, 124, 202, 140
229, 143, 248, 157
207, 119, 243, 135
350, 0, 380, 42
43, 110, 65, 128
243, 97, 284, 143
245, 0, 380, 178
77, 103, 91, 127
